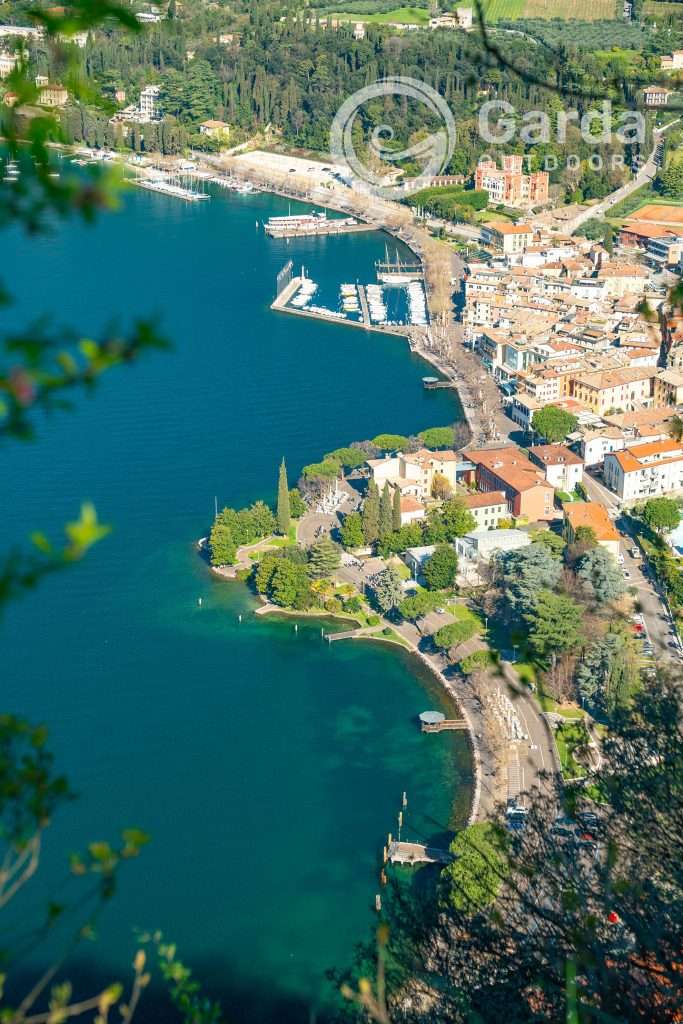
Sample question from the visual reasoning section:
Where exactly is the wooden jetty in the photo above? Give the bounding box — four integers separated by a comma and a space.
421, 719, 468, 733
387, 841, 452, 866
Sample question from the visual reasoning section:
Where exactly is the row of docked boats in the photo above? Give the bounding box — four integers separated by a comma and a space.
407, 281, 428, 326
340, 283, 360, 315
366, 283, 387, 325
291, 278, 318, 308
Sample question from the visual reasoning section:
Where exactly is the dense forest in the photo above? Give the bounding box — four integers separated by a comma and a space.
3, 0, 681, 194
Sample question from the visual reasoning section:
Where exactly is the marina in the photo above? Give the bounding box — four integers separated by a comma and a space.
134, 175, 210, 201
272, 261, 431, 336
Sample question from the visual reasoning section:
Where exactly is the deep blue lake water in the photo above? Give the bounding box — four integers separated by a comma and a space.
1, 176, 470, 1021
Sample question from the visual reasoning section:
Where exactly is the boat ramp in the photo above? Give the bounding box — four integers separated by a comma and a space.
387, 840, 452, 865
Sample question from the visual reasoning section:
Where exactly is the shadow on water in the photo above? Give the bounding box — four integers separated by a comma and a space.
7, 957, 344, 1024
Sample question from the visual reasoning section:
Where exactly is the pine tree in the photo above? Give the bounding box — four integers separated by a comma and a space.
362, 480, 380, 545
392, 485, 402, 532
379, 482, 393, 541
307, 537, 341, 579
277, 457, 291, 536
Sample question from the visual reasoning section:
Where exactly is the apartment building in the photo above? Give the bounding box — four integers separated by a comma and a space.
603, 439, 683, 501
481, 221, 534, 256
460, 490, 510, 530
569, 367, 656, 415
528, 445, 584, 492
463, 446, 555, 520
563, 502, 620, 558
367, 449, 459, 501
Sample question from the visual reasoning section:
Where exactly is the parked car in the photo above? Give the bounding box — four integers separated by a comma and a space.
631, 547, 641, 558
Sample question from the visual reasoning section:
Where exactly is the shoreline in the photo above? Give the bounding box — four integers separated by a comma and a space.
189, 168, 494, 826
250, 594, 483, 825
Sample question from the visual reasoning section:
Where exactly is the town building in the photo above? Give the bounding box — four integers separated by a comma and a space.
481, 221, 534, 256
475, 155, 549, 207
0, 25, 44, 41
643, 85, 671, 106
528, 444, 584, 492
199, 119, 230, 140
563, 502, 620, 557
138, 84, 160, 122
460, 490, 509, 530
399, 496, 426, 526
660, 50, 683, 71
463, 445, 556, 521
455, 528, 530, 563
0, 51, 18, 78
39, 83, 68, 107
569, 367, 656, 415
367, 449, 459, 501
603, 439, 683, 501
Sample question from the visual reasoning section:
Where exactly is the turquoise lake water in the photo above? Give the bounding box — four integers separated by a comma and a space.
1, 179, 471, 1021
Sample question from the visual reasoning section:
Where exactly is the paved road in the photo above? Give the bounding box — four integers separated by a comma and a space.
567, 118, 681, 233
583, 474, 682, 666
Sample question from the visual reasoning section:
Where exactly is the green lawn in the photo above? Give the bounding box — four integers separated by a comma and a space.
446, 602, 483, 631
555, 722, 588, 779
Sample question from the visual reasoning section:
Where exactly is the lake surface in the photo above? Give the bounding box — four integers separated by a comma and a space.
1, 177, 470, 1021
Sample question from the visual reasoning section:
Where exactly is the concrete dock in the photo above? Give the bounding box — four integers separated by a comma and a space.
271, 276, 410, 339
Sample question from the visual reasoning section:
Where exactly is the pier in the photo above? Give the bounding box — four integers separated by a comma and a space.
134, 177, 210, 202
422, 377, 458, 390
387, 841, 452, 865
420, 718, 468, 733
375, 254, 424, 283
357, 285, 371, 327
419, 709, 468, 732
264, 212, 376, 238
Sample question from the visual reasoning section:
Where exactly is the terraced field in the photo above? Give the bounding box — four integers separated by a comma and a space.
330, 0, 621, 22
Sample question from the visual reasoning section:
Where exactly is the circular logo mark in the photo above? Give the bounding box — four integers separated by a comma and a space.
330, 76, 456, 198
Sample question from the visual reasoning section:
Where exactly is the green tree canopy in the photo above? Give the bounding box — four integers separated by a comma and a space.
419, 426, 455, 450
643, 497, 681, 535
307, 537, 341, 579
399, 589, 439, 622
434, 618, 478, 650
276, 457, 291, 536
379, 482, 393, 541
500, 543, 562, 615
208, 521, 236, 567
323, 447, 366, 469
371, 567, 404, 613
289, 488, 306, 519
362, 480, 380, 545
340, 511, 365, 550
442, 823, 509, 914
423, 544, 458, 591
576, 547, 625, 605
531, 406, 579, 443
577, 630, 639, 717
371, 433, 409, 451
441, 499, 476, 540
302, 458, 340, 480
378, 523, 424, 556
525, 590, 583, 662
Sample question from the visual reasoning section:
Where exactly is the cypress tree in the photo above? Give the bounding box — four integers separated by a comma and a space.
379, 482, 393, 541
362, 480, 380, 545
392, 485, 402, 532
277, 457, 291, 536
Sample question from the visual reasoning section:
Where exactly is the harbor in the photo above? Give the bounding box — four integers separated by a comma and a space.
271, 254, 431, 339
